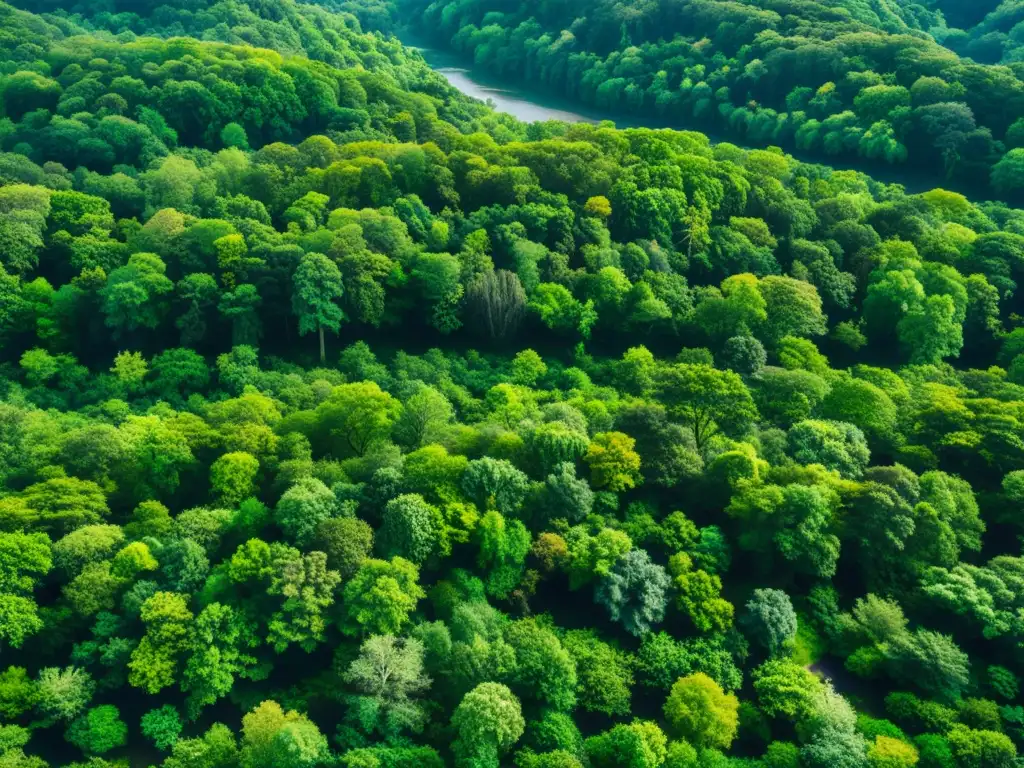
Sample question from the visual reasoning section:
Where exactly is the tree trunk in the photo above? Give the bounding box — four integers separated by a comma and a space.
318, 323, 325, 363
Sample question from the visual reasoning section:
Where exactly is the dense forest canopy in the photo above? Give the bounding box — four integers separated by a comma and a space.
379, 0, 1024, 199
2, 0, 1024, 767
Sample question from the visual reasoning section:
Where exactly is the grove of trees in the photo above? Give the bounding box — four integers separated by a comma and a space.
0, 0, 1023, 767
392, 0, 1024, 198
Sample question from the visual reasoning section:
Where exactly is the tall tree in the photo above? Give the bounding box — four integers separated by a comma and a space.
292, 252, 344, 362
656, 364, 758, 450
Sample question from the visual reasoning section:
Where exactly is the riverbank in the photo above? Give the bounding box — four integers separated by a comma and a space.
402, 31, 992, 199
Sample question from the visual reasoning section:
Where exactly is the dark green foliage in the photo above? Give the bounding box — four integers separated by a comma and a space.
538, 463, 594, 525
315, 517, 374, 578
741, 589, 797, 658
883, 630, 971, 703
594, 548, 670, 637
635, 633, 743, 692
395, 0, 1024, 198
141, 705, 184, 751
719, 336, 767, 375
885, 692, 959, 734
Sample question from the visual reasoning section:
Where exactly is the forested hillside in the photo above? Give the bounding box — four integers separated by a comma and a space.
2, 0, 1024, 767
926, 0, 1024, 63
388, 0, 1024, 198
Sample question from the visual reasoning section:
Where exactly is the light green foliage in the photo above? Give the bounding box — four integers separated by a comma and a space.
946, 725, 1016, 768
474, 511, 531, 598
210, 452, 260, 506
585, 720, 667, 768
511, 350, 548, 386
53, 526, 123, 575
956, 698, 1001, 732
819, 376, 898, 447
393, 387, 454, 448
65, 705, 127, 755
752, 659, 822, 719
5, 476, 110, 535
728, 481, 842, 578
524, 710, 585, 758
563, 629, 634, 717
656, 364, 758, 449
758, 275, 827, 343
182, 602, 259, 717
340, 558, 425, 637
110, 351, 148, 393
343, 634, 431, 738
786, 420, 871, 478
451, 683, 525, 768
504, 619, 578, 712
240, 700, 328, 768
669, 553, 734, 633
585, 432, 643, 492
313, 382, 400, 457
164, 723, 239, 768
173, 506, 233, 553
292, 252, 344, 362
566, 526, 632, 589
0, 598, 37, 659
529, 422, 590, 475
128, 591, 194, 694
0, 667, 36, 720
63, 562, 122, 617
110, 541, 158, 580
0, 532, 51, 593
516, 749, 585, 768
274, 477, 338, 546
266, 550, 340, 652
221, 123, 249, 150
664, 673, 739, 750
852, 594, 908, 644
35, 667, 94, 723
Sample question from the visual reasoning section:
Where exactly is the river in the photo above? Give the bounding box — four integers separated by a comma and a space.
405, 36, 989, 198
